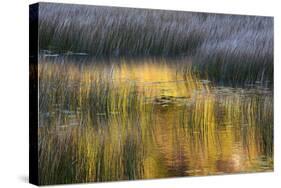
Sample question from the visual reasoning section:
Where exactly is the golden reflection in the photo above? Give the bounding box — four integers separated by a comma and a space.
38, 59, 273, 184
113, 61, 205, 98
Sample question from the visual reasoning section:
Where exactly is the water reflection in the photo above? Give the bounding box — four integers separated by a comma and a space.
38, 58, 273, 184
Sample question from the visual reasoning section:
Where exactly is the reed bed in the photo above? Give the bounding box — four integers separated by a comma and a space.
36, 4, 274, 184
38, 3, 273, 84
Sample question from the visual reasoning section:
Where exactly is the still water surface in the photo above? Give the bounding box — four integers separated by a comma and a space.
39, 58, 273, 183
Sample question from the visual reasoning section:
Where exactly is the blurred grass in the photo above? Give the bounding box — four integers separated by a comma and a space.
36, 3, 273, 185
38, 3, 273, 85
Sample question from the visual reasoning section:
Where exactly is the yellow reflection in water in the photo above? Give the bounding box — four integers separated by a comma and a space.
38, 59, 273, 185
113, 61, 205, 99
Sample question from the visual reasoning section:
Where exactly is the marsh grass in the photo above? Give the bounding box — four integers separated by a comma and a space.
36, 3, 273, 185
38, 3, 273, 84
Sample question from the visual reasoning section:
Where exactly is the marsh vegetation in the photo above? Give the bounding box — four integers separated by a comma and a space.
36, 3, 273, 185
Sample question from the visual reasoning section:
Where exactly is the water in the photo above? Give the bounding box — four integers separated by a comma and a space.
38, 57, 273, 184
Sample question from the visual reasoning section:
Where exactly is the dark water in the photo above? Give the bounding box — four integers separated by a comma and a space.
38, 58, 273, 184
